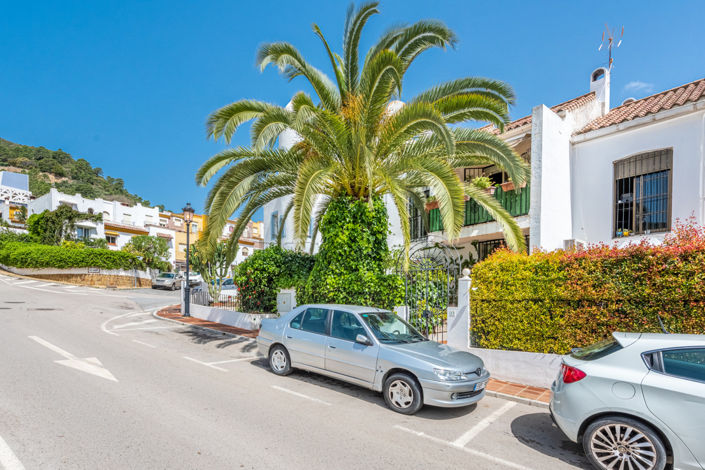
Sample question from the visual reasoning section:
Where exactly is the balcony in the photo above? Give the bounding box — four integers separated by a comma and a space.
428, 185, 530, 232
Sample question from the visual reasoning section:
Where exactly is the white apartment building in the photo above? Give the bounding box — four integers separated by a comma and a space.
0, 171, 30, 226
29, 188, 176, 265
263, 69, 705, 264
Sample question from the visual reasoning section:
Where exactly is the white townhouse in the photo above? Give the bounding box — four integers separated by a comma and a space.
264, 68, 705, 263
221, 219, 265, 266
0, 171, 31, 227
29, 188, 176, 265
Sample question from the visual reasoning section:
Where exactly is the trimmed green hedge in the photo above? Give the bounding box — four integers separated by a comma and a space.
0, 241, 139, 270
234, 246, 315, 313
471, 220, 705, 354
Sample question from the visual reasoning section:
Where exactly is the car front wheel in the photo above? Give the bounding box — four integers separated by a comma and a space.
383, 373, 423, 415
583, 416, 667, 470
268, 345, 292, 376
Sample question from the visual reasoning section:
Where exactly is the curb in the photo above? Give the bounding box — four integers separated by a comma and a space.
0, 267, 147, 290
485, 390, 550, 409
152, 307, 257, 344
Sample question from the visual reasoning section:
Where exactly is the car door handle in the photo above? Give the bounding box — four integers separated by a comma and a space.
286, 335, 293, 339
328, 345, 336, 349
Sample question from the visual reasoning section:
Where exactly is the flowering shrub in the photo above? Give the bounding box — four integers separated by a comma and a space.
471, 219, 705, 354
234, 246, 315, 313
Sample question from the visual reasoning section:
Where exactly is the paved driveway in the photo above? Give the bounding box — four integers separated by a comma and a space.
0, 272, 589, 469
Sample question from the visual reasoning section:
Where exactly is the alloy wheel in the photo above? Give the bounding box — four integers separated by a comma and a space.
387, 380, 414, 409
270, 350, 287, 372
589, 423, 658, 469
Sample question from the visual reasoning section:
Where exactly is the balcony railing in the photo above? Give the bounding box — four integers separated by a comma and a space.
428, 185, 530, 232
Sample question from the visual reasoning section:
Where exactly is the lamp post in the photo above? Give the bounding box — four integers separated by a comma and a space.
182, 202, 195, 317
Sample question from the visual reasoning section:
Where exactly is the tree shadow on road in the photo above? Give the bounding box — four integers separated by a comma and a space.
510, 413, 589, 468
176, 327, 257, 353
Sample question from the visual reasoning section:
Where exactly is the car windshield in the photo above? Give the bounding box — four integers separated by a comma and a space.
359, 312, 427, 344
159, 273, 175, 279
223, 279, 234, 286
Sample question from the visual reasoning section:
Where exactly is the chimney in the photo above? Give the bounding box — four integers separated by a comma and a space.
590, 67, 610, 115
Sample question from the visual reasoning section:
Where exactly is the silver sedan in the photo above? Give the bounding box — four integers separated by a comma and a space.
257, 304, 490, 414
551, 332, 705, 470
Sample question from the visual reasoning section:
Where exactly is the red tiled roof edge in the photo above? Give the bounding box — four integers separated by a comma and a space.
481, 92, 596, 135
578, 77, 705, 134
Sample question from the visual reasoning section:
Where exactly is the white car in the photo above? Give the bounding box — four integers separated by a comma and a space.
551, 332, 705, 470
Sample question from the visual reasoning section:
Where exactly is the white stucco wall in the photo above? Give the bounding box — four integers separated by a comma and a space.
571, 108, 705, 246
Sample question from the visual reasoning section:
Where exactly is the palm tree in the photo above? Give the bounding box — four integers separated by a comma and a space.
198, 2, 528, 261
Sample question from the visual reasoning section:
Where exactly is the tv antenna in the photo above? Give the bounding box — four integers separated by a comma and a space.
598, 24, 623, 69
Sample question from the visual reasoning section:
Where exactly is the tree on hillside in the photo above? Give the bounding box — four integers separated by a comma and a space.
197, 2, 528, 305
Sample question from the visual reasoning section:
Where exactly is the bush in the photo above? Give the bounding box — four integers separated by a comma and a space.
298, 196, 404, 310
471, 219, 705, 354
234, 245, 315, 313
0, 241, 139, 270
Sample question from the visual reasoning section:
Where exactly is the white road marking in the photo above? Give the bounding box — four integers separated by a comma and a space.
14, 280, 38, 285
183, 356, 228, 372
451, 401, 516, 448
271, 385, 332, 406
132, 339, 157, 348
208, 357, 254, 365
113, 319, 158, 329
394, 425, 532, 470
0, 435, 25, 470
101, 311, 141, 336
116, 325, 184, 331
28, 336, 118, 382
62, 285, 78, 289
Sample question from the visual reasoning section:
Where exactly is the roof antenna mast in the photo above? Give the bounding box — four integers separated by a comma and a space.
598, 24, 624, 70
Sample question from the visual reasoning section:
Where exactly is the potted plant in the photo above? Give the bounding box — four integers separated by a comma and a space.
472, 176, 496, 195
424, 195, 439, 210
500, 178, 526, 192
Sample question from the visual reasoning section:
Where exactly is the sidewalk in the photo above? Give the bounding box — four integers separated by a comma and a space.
155, 305, 551, 408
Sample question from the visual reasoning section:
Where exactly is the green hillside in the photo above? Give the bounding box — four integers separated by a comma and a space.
0, 138, 157, 207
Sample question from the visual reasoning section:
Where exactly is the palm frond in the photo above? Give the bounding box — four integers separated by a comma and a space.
207, 100, 277, 143
343, 2, 380, 95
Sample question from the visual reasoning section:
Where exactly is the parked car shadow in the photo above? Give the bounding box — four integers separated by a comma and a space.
176, 327, 257, 354
510, 413, 590, 468
249, 360, 479, 419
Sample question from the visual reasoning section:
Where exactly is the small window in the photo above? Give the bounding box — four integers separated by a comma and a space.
87, 208, 94, 215
614, 149, 672, 237
106, 235, 117, 245
300, 308, 329, 335
662, 348, 705, 382
331, 311, 365, 342
191, 223, 198, 233
242, 247, 249, 257
289, 312, 304, 330
271, 211, 279, 241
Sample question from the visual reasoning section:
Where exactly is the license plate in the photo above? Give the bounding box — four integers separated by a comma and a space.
474, 381, 487, 391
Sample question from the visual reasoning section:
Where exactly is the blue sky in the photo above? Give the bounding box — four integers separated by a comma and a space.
2, 1, 704, 221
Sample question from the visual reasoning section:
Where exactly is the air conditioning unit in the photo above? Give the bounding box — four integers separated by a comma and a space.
563, 239, 587, 251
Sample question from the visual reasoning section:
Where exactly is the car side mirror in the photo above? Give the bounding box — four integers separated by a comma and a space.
355, 334, 372, 346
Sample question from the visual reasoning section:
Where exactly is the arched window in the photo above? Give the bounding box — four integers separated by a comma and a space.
614, 149, 672, 237
242, 247, 249, 257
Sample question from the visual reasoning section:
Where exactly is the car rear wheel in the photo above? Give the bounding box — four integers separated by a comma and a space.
383, 373, 423, 415
170, 283, 176, 291
268, 345, 292, 376
583, 417, 667, 470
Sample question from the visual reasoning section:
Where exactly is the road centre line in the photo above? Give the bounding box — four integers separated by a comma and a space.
394, 425, 532, 470
132, 339, 157, 348
183, 356, 228, 371
0, 435, 25, 470
271, 385, 332, 406
451, 401, 517, 448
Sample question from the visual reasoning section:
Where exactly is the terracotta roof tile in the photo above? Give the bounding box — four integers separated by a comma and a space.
481, 92, 596, 135
578, 77, 705, 134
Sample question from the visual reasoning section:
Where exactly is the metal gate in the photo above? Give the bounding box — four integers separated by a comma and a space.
396, 242, 460, 344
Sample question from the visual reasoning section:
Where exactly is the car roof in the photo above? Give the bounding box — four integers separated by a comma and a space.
297, 304, 391, 313
614, 331, 705, 348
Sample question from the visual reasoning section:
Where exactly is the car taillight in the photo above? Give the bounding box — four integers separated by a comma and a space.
561, 363, 586, 383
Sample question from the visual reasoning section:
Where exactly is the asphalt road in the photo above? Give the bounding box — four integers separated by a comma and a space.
0, 272, 590, 470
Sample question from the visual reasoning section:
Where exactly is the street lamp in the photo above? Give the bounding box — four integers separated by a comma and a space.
182, 202, 195, 317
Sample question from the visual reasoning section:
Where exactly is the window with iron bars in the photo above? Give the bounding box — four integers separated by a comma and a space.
409, 202, 427, 241
475, 235, 530, 262
614, 149, 672, 237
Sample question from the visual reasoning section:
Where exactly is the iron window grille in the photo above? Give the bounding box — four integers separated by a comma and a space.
614, 149, 672, 237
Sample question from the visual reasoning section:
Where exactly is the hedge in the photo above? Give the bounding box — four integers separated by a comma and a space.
471, 220, 705, 354
234, 246, 315, 313
0, 241, 140, 270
